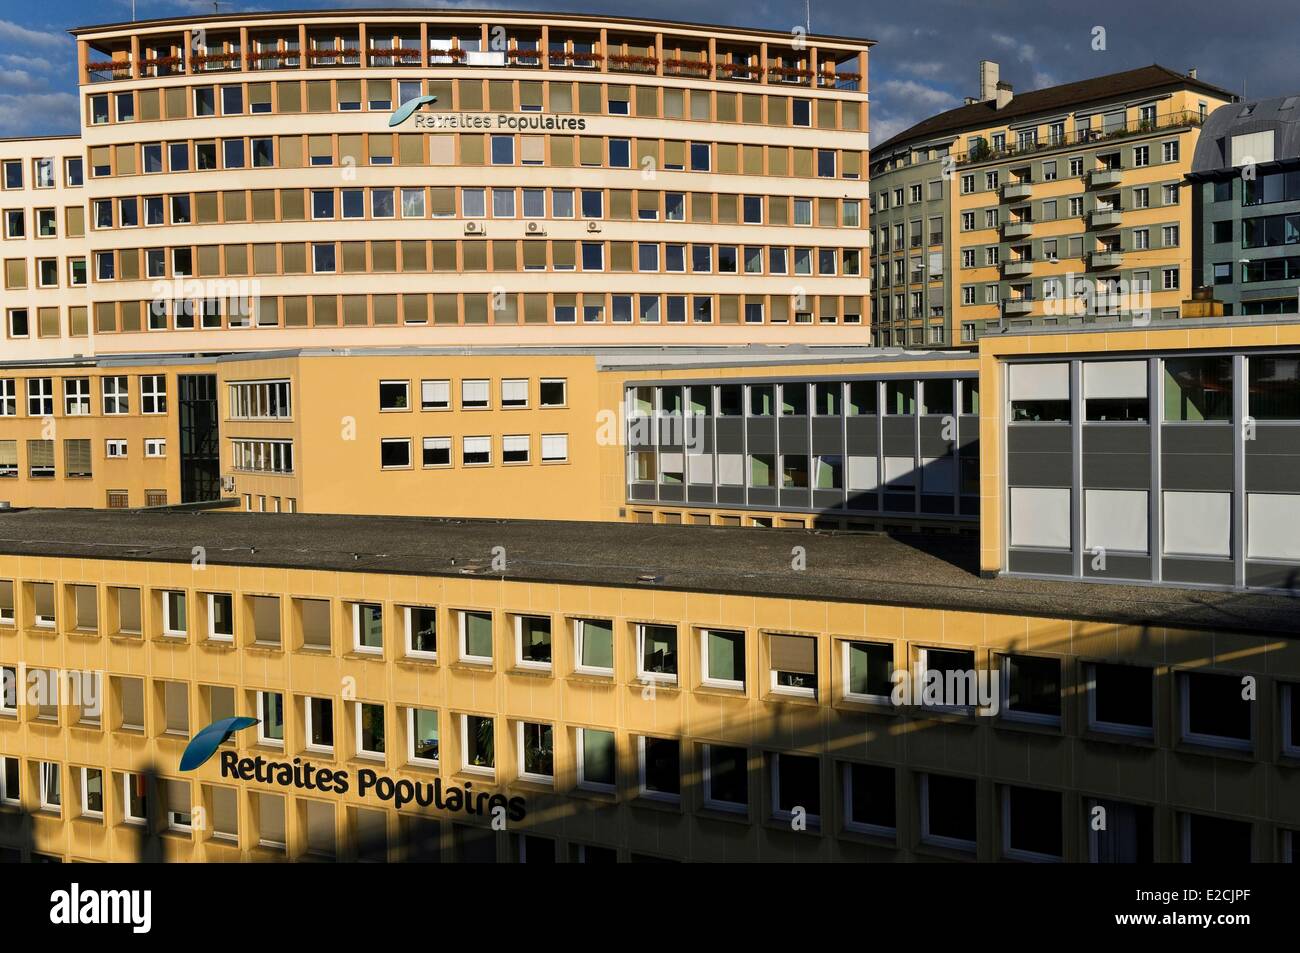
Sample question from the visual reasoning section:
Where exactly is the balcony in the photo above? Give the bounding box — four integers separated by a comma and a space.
1002, 220, 1033, 239
1002, 180, 1033, 201
1088, 168, 1123, 188
1004, 296, 1035, 315
950, 110, 1205, 166
1002, 259, 1034, 277
1089, 207, 1123, 228
1090, 250, 1123, 268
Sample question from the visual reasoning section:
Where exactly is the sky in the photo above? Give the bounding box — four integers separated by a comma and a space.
1, 0, 1296, 139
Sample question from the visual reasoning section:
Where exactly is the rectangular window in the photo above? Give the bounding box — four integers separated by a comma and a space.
637, 623, 677, 683
577, 727, 615, 791
356, 702, 386, 759
207, 593, 233, 641
518, 722, 554, 782
1086, 663, 1153, 738
1180, 670, 1252, 750
353, 603, 383, 654
702, 744, 748, 813
461, 714, 495, 774
574, 619, 614, 675
844, 762, 896, 836
305, 697, 333, 751
408, 708, 439, 765
769, 633, 817, 697
921, 773, 976, 851
515, 615, 552, 669
637, 736, 680, 802
459, 610, 493, 664
404, 606, 437, 658
700, 628, 745, 691
771, 753, 820, 824
843, 641, 892, 704
1000, 655, 1061, 725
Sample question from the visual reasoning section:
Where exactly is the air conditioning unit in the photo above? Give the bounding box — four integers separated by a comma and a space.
525, 221, 546, 236
585, 220, 601, 233
221, 476, 236, 494
464, 221, 485, 235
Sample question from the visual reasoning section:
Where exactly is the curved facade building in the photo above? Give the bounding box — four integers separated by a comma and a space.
61, 9, 871, 358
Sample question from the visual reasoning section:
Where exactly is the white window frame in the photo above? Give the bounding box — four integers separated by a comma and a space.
1178, 670, 1253, 752
841, 640, 893, 705
919, 773, 976, 852
699, 628, 745, 691
162, 589, 187, 638
406, 706, 439, 766
352, 602, 384, 655
998, 654, 1061, 727
635, 623, 678, 685
403, 605, 437, 661
144, 437, 166, 458
355, 702, 386, 761
701, 743, 748, 814
206, 592, 234, 642
0, 756, 19, 804
1000, 786, 1063, 862
769, 752, 820, 826
39, 761, 60, 813
516, 721, 554, 784
122, 773, 147, 824
304, 696, 333, 754
636, 736, 680, 803
79, 766, 104, 819
256, 691, 284, 747
573, 618, 614, 677
842, 762, 897, 837
459, 713, 495, 777
575, 727, 616, 793
513, 614, 552, 671
458, 609, 494, 665
1084, 662, 1154, 739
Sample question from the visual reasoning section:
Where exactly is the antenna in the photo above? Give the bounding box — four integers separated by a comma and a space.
805, 0, 811, 33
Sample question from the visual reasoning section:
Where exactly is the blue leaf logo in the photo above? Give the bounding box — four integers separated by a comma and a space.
389, 94, 439, 127
180, 716, 260, 771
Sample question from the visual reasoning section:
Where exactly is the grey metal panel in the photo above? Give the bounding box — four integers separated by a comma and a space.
687, 485, 715, 504
1082, 450, 1150, 488
627, 426, 655, 450
746, 421, 776, 453
882, 416, 916, 455
780, 489, 811, 509
1161, 451, 1233, 491
657, 483, 684, 502
1083, 554, 1151, 581
846, 491, 879, 512
717, 486, 745, 506
1008, 425, 1071, 454
1243, 425, 1300, 454
812, 489, 842, 510
629, 483, 656, 500
1007, 549, 1074, 575
715, 419, 744, 453
1246, 456, 1300, 493
1162, 558, 1236, 587
1082, 424, 1149, 454
779, 417, 809, 451
811, 417, 844, 453
657, 417, 684, 448
748, 487, 776, 507
1161, 425, 1233, 455
1008, 451, 1073, 487
1244, 562, 1300, 591
846, 417, 879, 454
958, 415, 979, 449
683, 417, 709, 452
695, 427, 714, 454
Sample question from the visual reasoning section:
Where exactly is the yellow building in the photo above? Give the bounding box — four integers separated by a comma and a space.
869, 62, 1236, 348
2, 506, 1298, 862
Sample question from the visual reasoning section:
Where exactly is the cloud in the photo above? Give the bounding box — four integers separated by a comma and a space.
876, 78, 960, 111
0, 19, 70, 48
0, 91, 79, 136
899, 61, 947, 79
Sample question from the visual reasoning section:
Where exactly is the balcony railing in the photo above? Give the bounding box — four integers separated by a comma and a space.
1002, 220, 1034, 239
1090, 249, 1124, 268
1001, 180, 1033, 201
1089, 207, 1124, 228
952, 110, 1205, 165
1088, 168, 1124, 188
1002, 259, 1035, 277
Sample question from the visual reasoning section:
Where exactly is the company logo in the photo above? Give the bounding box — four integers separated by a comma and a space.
50, 884, 151, 933
388, 94, 439, 126
179, 716, 259, 771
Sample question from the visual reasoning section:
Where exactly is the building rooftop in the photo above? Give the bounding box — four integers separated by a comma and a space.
1191, 94, 1300, 175
0, 509, 1295, 635
874, 64, 1236, 156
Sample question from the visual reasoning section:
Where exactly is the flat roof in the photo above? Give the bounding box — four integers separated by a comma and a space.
0, 509, 1295, 635
71, 8, 874, 47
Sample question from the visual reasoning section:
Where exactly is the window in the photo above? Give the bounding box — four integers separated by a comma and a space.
1088, 798, 1154, 862
378, 380, 410, 411
843, 641, 892, 704
515, 615, 552, 669
380, 438, 411, 469
1181, 813, 1252, 864
920, 773, 976, 851
27, 377, 53, 416
540, 434, 568, 463
353, 603, 383, 654
490, 135, 514, 165
162, 590, 187, 638
420, 379, 450, 411
539, 379, 567, 407
140, 375, 167, 414
701, 744, 748, 813
1009, 362, 1070, 422
518, 722, 554, 783
144, 438, 166, 458
408, 708, 439, 765
844, 762, 896, 836
461, 379, 489, 410
207, 593, 233, 641
1086, 662, 1153, 738
637, 737, 680, 801
459, 610, 493, 664
771, 753, 819, 825
39, 762, 61, 813
305, 697, 333, 751
1000, 655, 1061, 725
500, 379, 528, 409
700, 629, 745, 691
769, 634, 817, 697
421, 437, 451, 468
1003, 786, 1063, 861
1084, 488, 1149, 554
915, 647, 977, 711
1180, 670, 1252, 750
404, 606, 437, 658
462, 436, 491, 466
577, 728, 615, 791
574, 619, 613, 675
0, 756, 18, 804
461, 714, 495, 774
356, 703, 386, 759
257, 691, 286, 743
637, 623, 677, 683
80, 767, 104, 818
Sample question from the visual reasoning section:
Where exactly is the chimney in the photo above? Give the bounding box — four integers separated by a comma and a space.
1188, 67, 1198, 79
995, 80, 1014, 110
979, 60, 1000, 102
